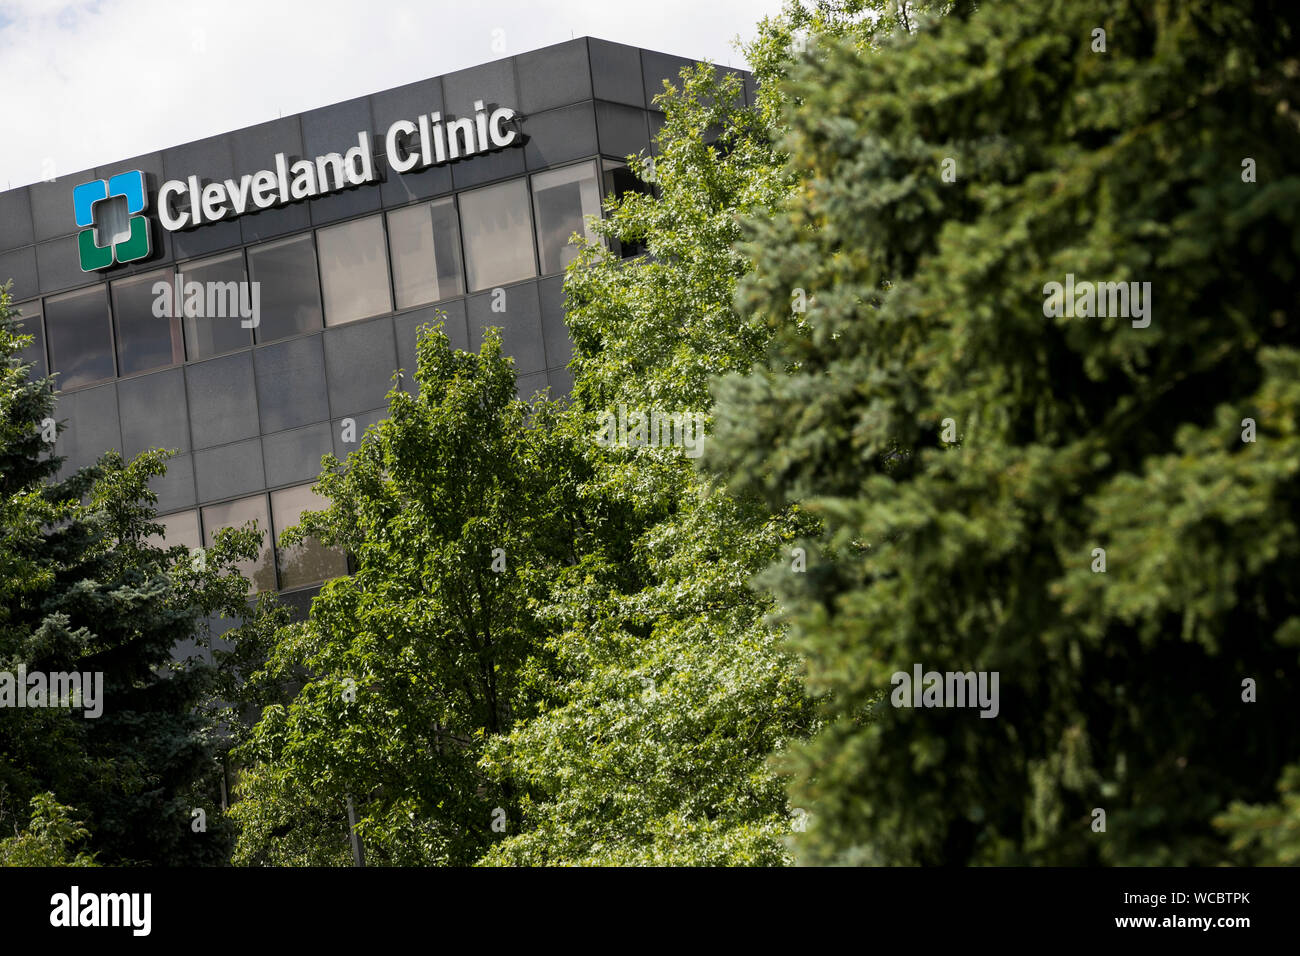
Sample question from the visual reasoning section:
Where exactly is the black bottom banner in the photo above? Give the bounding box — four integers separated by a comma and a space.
0, 864, 1288, 944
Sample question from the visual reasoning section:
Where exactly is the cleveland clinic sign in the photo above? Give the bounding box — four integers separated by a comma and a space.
156, 101, 522, 231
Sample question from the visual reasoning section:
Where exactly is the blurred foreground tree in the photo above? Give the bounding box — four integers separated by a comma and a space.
711, 0, 1300, 864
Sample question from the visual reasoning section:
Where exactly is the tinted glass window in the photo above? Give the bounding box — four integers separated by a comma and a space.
112, 268, 185, 376
601, 159, 651, 258
147, 510, 201, 551
532, 161, 601, 275
10, 299, 47, 380
318, 215, 393, 326
271, 484, 348, 590
201, 494, 276, 593
459, 179, 535, 292
248, 233, 323, 344
180, 251, 253, 360
44, 285, 114, 389
388, 198, 464, 309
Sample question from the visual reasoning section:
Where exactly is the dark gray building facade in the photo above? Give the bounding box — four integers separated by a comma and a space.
0, 38, 752, 608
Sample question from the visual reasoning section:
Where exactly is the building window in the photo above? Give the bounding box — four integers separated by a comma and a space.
10, 299, 47, 380
111, 267, 185, 377
180, 251, 253, 360
458, 178, 536, 292
318, 214, 393, 326
148, 509, 202, 551
388, 197, 464, 309
601, 159, 652, 258
532, 161, 601, 275
44, 285, 114, 390
270, 484, 348, 590
247, 233, 323, 344
201, 495, 276, 594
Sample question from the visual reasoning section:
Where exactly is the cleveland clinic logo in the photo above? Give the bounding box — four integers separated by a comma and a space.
72, 170, 151, 272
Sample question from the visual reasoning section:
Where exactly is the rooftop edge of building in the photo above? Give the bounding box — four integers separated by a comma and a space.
0, 36, 753, 201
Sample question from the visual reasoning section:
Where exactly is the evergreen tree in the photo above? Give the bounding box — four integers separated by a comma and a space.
711, 0, 1300, 864
1, 285, 263, 865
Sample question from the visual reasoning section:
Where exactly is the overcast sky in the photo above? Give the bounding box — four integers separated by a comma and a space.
0, 0, 787, 190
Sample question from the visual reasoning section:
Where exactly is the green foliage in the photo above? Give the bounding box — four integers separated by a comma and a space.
0, 792, 99, 867
711, 0, 1300, 864
229, 324, 587, 865
481, 485, 815, 865
745, 0, 959, 132
1215, 763, 1300, 865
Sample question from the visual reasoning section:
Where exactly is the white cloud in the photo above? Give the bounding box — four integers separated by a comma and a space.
0, 0, 786, 189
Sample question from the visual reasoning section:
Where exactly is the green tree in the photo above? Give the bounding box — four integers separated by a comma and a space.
0, 792, 99, 867
1, 284, 266, 865
711, 0, 1300, 864
229, 324, 587, 865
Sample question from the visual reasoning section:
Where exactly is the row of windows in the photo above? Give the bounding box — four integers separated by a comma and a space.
150, 483, 346, 594
9, 160, 613, 391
